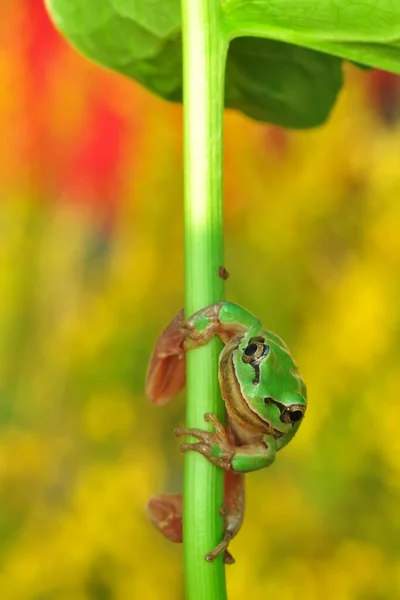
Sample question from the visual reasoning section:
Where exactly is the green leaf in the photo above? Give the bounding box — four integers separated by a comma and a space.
44, 0, 183, 100
223, 0, 400, 75
111, 0, 181, 38
45, 0, 400, 128
225, 37, 342, 127
46, 0, 343, 127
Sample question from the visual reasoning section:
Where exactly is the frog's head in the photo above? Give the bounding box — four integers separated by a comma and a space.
231, 330, 307, 436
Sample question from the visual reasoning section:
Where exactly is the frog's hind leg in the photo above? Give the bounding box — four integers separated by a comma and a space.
146, 473, 244, 564
206, 472, 245, 564
146, 310, 187, 406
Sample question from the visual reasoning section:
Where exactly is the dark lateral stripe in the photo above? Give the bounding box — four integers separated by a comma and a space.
251, 362, 260, 385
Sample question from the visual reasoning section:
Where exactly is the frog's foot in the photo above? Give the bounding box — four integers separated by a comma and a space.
206, 538, 235, 564
175, 413, 235, 471
146, 491, 236, 564
146, 493, 183, 543
146, 310, 188, 406
204, 505, 236, 564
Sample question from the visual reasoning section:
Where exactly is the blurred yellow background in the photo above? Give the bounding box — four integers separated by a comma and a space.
1, 2, 400, 599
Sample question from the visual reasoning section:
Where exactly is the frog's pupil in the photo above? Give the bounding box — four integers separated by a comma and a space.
289, 410, 303, 423
244, 343, 258, 357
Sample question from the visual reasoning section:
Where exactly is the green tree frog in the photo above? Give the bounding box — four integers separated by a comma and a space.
145, 301, 307, 563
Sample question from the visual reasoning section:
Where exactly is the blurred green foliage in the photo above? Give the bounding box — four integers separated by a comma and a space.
1, 3, 400, 596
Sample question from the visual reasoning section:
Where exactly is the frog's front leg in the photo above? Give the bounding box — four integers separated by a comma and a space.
146, 302, 261, 405
176, 413, 276, 473
184, 301, 262, 350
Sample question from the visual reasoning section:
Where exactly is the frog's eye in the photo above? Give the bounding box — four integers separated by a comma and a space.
242, 338, 269, 364
264, 398, 306, 425
280, 405, 305, 424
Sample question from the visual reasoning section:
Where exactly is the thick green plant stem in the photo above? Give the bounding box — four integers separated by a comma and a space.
181, 1, 228, 599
